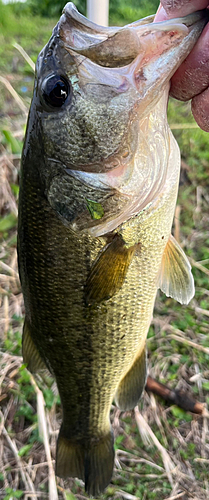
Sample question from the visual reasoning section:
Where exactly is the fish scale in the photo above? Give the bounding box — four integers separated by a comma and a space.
18, 3, 207, 496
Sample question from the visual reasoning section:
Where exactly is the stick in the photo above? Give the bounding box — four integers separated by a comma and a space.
1, 421, 30, 491
163, 493, 185, 500
190, 258, 209, 277
145, 376, 205, 415
168, 333, 209, 355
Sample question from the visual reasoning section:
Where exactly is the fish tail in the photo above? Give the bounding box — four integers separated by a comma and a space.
56, 426, 115, 496
56, 426, 85, 482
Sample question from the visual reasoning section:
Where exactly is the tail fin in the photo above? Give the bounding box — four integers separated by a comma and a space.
56, 426, 115, 496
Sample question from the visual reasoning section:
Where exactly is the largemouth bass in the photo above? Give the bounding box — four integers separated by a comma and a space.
17, 3, 207, 496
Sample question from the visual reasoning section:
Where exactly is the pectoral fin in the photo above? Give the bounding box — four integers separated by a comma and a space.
159, 234, 195, 305
85, 234, 136, 305
115, 345, 147, 411
22, 319, 47, 373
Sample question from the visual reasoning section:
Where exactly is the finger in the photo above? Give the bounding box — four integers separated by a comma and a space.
192, 87, 209, 132
160, 0, 209, 17
170, 23, 209, 100
154, 1, 209, 21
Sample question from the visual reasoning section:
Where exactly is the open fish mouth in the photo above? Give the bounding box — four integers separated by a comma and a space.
47, 4, 207, 236
36, 4, 207, 237
59, 4, 207, 69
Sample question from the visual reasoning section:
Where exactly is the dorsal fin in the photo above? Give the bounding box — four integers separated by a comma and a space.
158, 234, 194, 305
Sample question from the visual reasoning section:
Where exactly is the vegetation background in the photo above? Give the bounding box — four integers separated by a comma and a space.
0, 0, 209, 499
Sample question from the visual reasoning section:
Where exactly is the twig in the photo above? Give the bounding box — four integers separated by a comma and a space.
202, 412, 208, 459
29, 374, 58, 500
190, 258, 209, 277
163, 493, 185, 500
0, 261, 19, 279
3, 295, 9, 335
2, 460, 55, 472
153, 321, 209, 356
167, 333, 209, 356
115, 491, 138, 500
1, 417, 30, 491
116, 454, 164, 471
0, 358, 20, 393
151, 319, 185, 338
194, 458, 209, 463
24, 471, 38, 500
195, 307, 209, 318
145, 376, 205, 415
0, 273, 18, 282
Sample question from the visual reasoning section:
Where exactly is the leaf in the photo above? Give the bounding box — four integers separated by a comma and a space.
18, 444, 32, 457
19, 363, 28, 371
203, 382, 209, 390
64, 492, 77, 500
14, 491, 24, 499
2, 129, 22, 154
86, 198, 104, 220
0, 213, 17, 232
5, 489, 23, 499
114, 434, 125, 449
170, 406, 192, 421
11, 184, 19, 197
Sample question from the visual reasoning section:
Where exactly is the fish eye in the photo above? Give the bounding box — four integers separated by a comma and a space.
41, 74, 71, 108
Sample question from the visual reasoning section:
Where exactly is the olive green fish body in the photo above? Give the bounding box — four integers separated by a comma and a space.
18, 125, 181, 495
18, 4, 207, 495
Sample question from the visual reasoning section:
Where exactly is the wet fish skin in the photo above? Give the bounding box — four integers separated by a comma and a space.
17, 4, 207, 496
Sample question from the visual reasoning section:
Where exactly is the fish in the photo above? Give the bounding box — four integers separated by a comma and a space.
17, 3, 207, 496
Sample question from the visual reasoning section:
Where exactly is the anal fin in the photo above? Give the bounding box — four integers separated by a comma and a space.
85, 234, 136, 305
159, 234, 195, 305
56, 425, 115, 497
22, 319, 47, 373
115, 346, 147, 411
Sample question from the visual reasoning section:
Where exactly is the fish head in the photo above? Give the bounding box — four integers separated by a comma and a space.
24, 3, 207, 233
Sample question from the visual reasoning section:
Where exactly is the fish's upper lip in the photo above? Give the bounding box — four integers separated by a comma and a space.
62, 2, 207, 29
61, 3, 207, 38
58, 4, 208, 75
57, 7, 207, 100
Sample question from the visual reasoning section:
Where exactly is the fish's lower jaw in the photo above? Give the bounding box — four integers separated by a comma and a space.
56, 427, 115, 496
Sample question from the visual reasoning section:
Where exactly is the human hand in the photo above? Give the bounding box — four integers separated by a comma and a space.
155, 1, 209, 132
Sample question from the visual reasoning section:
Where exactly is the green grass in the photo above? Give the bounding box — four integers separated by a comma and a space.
0, 1, 55, 72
